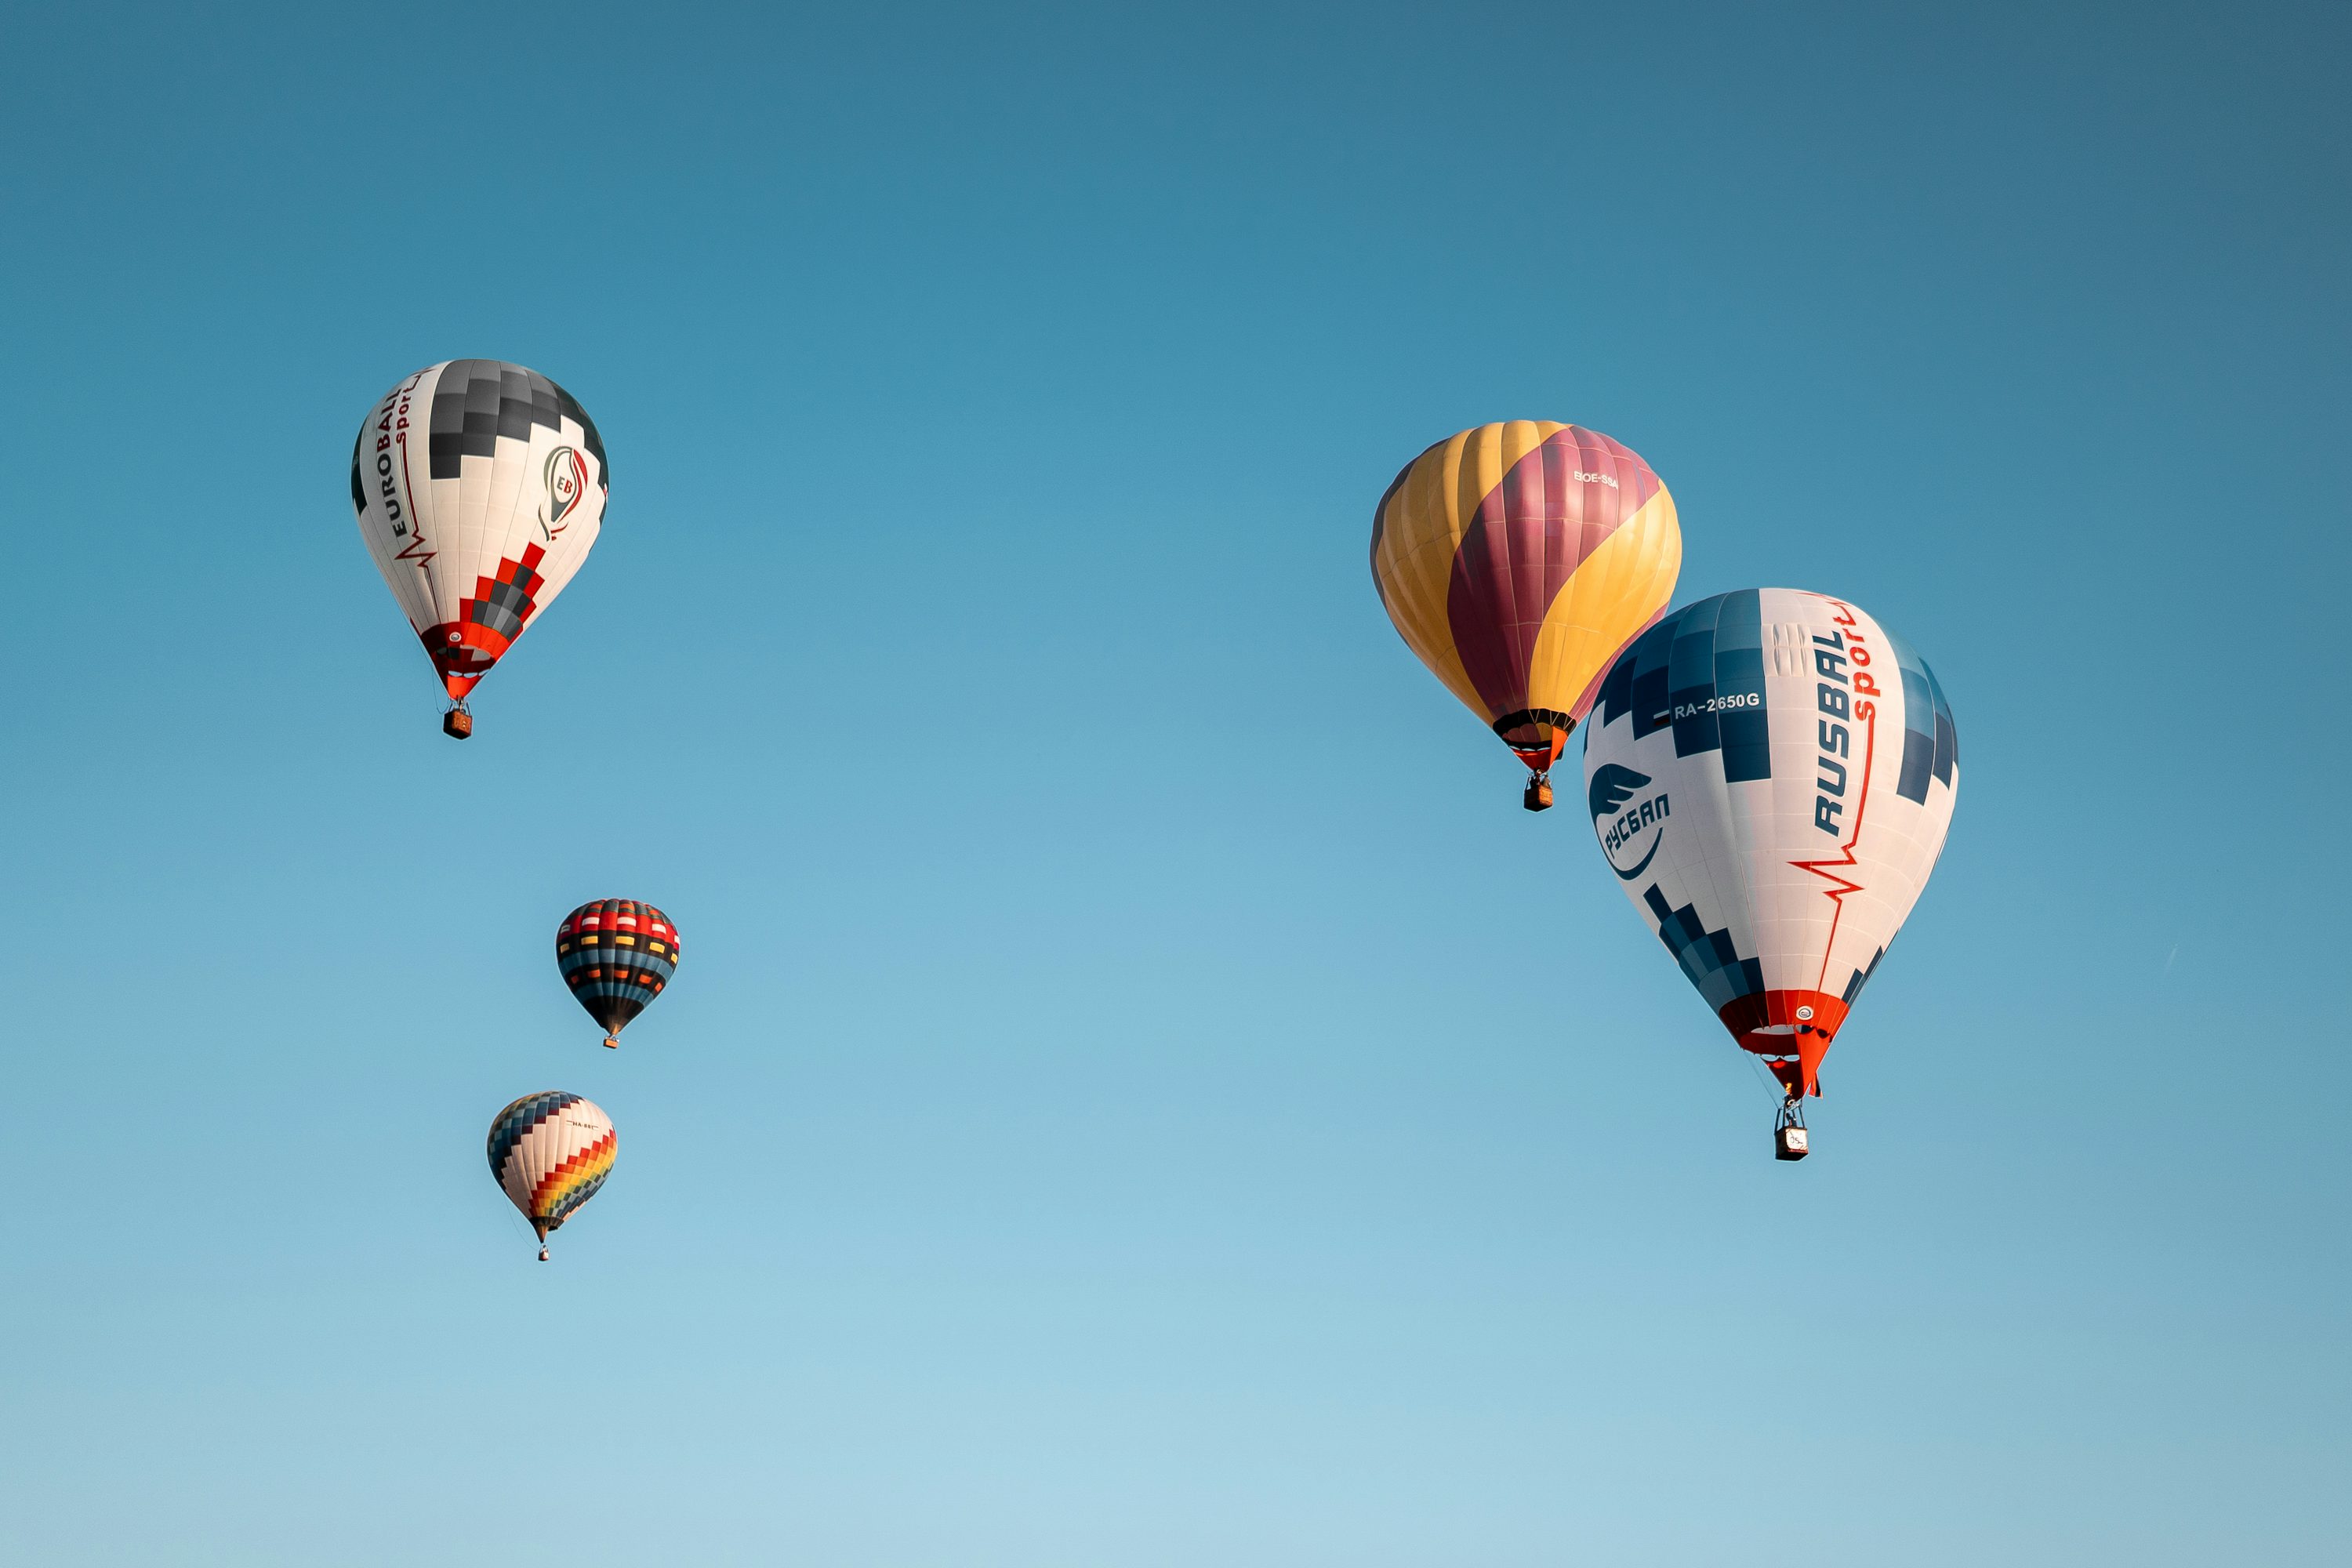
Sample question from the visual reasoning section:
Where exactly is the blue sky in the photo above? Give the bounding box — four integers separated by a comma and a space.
2, 2, 2345, 1563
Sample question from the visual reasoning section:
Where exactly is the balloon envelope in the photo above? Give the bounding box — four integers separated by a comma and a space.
1581, 589, 1958, 1097
348, 360, 608, 706
1370, 422, 1681, 773
486, 1091, 617, 1247
556, 899, 681, 1046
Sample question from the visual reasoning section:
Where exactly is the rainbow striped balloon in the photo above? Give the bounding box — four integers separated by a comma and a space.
487, 1091, 616, 1260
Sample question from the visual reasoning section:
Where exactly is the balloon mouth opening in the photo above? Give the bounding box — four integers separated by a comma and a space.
1494, 709, 1574, 771
1739, 1025, 1836, 1047
423, 622, 511, 699
1721, 992, 1846, 1099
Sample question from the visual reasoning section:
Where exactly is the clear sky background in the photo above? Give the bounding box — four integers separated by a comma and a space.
2, 2, 2345, 1563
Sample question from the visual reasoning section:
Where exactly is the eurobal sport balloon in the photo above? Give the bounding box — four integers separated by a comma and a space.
1581, 589, 1958, 1104
487, 1091, 617, 1261
1370, 422, 1681, 810
348, 361, 608, 737
554, 899, 681, 1049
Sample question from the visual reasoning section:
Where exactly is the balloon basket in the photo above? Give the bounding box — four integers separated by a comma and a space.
1523, 775, 1554, 812
1774, 1101, 1809, 1162
442, 706, 474, 740
602, 1036, 619, 1049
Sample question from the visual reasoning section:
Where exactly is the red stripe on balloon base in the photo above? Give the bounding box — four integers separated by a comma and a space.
1718, 990, 1852, 1098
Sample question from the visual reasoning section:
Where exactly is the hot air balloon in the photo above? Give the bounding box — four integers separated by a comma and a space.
556, 899, 681, 1048
1370, 422, 1682, 810
487, 1091, 616, 1261
1581, 590, 1958, 1158
348, 360, 608, 738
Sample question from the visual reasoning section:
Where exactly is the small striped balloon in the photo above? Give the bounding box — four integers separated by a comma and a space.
1370, 422, 1681, 804
555, 898, 681, 1047
486, 1091, 617, 1260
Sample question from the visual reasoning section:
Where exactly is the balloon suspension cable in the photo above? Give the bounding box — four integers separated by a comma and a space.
1777, 1096, 1807, 1131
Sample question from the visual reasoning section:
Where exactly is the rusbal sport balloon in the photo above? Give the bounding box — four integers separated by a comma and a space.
1370, 422, 1681, 810
1581, 590, 1958, 1157
487, 1091, 617, 1261
555, 899, 681, 1049
348, 361, 609, 738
